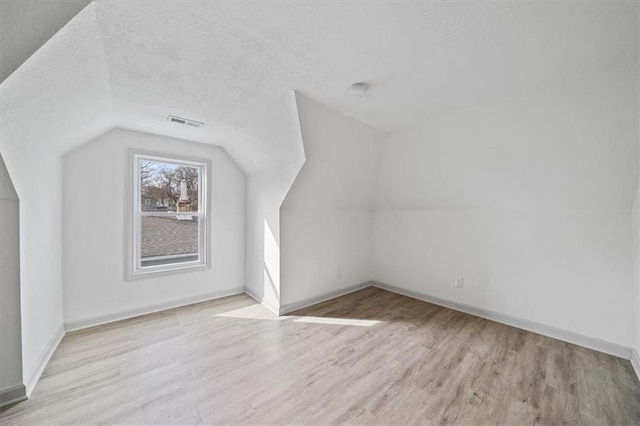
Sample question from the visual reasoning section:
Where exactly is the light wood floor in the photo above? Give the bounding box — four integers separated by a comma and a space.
2, 287, 639, 425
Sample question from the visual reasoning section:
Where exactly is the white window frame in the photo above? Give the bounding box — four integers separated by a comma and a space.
126, 149, 211, 280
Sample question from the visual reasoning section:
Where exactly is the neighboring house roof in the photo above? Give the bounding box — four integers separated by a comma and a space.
141, 216, 197, 257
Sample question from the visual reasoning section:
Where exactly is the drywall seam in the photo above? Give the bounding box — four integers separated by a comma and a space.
372, 281, 633, 360
64, 287, 245, 332
0, 384, 27, 409
245, 288, 280, 316
279, 280, 373, 315
24, 323, 65, 396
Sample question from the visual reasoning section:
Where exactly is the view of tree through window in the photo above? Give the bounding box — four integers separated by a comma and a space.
139, 160, 199, 212
136, 158, 205, 270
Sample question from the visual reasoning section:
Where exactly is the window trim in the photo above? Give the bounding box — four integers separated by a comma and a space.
125, 149, 211, 281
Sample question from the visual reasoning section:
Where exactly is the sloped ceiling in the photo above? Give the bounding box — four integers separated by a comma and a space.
1, 1, 638, 181
283, 93, 386, 210
1, 4, 113, 156
0, 0, 92, 83
374, 64, 639, 210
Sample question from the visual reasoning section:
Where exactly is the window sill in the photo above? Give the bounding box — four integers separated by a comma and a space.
126, 263, 211, 281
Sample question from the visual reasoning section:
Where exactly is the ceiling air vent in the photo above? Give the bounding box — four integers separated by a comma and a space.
167, 115, 204, 128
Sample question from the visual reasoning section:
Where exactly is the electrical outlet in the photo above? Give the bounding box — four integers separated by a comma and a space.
336, 268, 342, 280
454, 277, 463, 288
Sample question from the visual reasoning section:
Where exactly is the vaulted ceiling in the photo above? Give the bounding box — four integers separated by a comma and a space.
1, 1, 638, 179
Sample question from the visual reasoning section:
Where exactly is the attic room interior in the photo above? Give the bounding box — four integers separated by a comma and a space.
1, 0, 639, 424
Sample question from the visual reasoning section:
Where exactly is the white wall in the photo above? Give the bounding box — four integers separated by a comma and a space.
375, 65, 637, 211
243, 92, 306, 312
0, 154, 23, 396
634, 7, 640, 363
633, 185, 639, 357
281, 210, 373, 308
0, 4, 111, 389
245, 178, 283, 312
372, 63, 638, 348
62, 128, 246, 324
0, 143, 65, 390
634, 14, 640, 360
373, 209, 634, 346
280, 95, 386, 308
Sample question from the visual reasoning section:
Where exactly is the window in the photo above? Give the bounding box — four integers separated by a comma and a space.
127, 150, 209, 279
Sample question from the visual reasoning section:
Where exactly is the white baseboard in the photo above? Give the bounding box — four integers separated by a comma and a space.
372, 281, 633, 360
279, 281, 373, 315
244, 288, 280, 315
25, 323, 65, 396
64, 287, 245, 332
631, 349, 640, 382
0, 384, 27, 408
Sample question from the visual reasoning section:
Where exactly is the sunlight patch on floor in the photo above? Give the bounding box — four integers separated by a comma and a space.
216, 304, 289, 321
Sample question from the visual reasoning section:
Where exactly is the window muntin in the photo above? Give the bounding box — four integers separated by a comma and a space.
130, 152, 208, 278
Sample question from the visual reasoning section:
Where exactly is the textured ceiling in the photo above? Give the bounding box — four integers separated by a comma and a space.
0, 0, 92, 83
1, 1, 638, 175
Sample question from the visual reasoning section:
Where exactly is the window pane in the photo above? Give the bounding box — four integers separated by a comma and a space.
139, 159, 199, 213
141, 215, 199, 268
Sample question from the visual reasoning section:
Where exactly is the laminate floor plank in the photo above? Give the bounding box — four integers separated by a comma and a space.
2, 288, 639, 425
